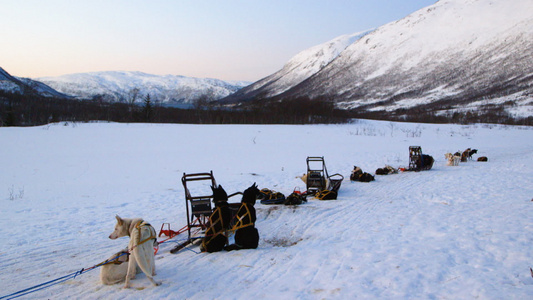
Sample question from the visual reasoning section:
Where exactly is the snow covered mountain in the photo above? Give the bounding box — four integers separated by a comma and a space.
37, 71, 251, 107
0, 67, 70, 98
223, 31, 373, 103
0, 67, 20, 93
225, 0, 533, 118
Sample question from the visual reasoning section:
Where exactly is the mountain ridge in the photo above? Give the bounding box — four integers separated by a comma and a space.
36, 71, 251, 107
223, 0, 533, 118
223, 30, 373, 103
0, 67, 71, 98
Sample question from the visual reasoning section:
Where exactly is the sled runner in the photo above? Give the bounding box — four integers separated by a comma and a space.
305, 156, 344, 197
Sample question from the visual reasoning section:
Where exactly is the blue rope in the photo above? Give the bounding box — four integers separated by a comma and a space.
0, 268, 88, 300
0, 253, 125, 300
2, 236, 202, 299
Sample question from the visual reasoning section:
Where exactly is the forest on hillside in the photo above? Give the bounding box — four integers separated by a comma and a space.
0, 90, 531, 126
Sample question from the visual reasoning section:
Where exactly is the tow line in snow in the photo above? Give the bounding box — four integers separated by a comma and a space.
0, 268, 90, 300
0, 234, 199, 300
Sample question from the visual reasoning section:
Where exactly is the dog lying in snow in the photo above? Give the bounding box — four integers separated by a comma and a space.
350, 166, 374, 182
350, 166, 363, 180
108, 215, 160, 288
375, 165, 398, 175
445, 153, 461, 166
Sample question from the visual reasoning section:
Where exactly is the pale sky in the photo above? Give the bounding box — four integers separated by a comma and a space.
1, 0, 436, 82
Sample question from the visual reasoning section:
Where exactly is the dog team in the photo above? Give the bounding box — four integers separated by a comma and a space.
445, 148, 488, 166
103, 147, 487, 287
103, 183, 260, 288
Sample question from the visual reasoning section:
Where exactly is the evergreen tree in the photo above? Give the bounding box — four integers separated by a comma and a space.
142, 94, 153, 122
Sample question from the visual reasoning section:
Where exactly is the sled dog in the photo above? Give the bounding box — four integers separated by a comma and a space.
100, 248, 140, 285
445, 153, 460, 166
108, 215, 160, 288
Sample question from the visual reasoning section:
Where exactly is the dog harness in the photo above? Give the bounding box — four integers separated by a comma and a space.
201, 207, 228, 250
230, 203, 254, 232
209, 207, 227, 232
109, 250, 130, 265
135, 221, 157, 246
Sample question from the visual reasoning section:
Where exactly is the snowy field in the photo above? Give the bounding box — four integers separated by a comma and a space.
1, 120, 532, 299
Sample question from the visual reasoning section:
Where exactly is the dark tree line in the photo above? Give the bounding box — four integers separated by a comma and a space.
1, 89, 530, 127
0, 91, 350, 126
351, 104, 532, 126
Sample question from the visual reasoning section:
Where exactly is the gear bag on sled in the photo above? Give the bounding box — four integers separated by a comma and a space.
315, 189, 337, 200
259, 188, 286, 205
284, 191, 307, 205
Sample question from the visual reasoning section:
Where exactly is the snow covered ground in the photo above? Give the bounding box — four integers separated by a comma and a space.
1, 120, 532, 299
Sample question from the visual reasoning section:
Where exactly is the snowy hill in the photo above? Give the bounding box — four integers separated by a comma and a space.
225, 0, 533, 118
0, 67, 20, 93
0, 67, 70, 98
37, 71, 251, 107
223, 31, 372, 103
1, 121, 532, 299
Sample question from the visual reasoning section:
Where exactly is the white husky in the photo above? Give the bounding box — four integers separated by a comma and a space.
107, 215, 161, 288
100, 248, 139, 285
445, 153, 461, 166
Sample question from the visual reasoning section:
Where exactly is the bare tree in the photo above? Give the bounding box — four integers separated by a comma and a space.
126, 88, 140, 120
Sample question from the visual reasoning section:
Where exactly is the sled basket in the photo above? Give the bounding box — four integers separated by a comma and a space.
327, 173, 344, 192
181, 171, 217, 240
306, 157, 328, 194
408, 146, 433, 171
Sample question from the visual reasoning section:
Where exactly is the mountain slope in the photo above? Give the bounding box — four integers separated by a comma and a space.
0, 67, 21, 93
226, 0, 533, 118
222, 31, 372, 103
291, 0, 533, 114
37, 71, 250, 107
0, 67, 70, 98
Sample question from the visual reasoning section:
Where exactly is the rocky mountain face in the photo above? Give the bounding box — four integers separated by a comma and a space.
223, 0, 533, 118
